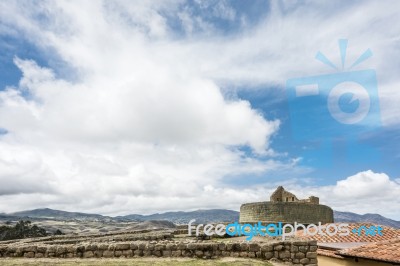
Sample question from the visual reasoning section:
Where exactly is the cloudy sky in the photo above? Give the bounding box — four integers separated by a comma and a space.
0, 0, 399, 219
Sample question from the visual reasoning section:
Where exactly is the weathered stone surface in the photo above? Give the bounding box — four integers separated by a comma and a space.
299, 245, 308, 252
309, 245, 318, 252
166, 243, 176, 250
152, 250, 161, 257
194, 250, 203, 258
232, 243, 241, 252
171, 250, 182, 257
177, 243, 187, 250
249, 243, 259, 252
239, 251, 248, 257
98, 244, 109, 250
295, 252, 305, 259
115, 243, 130, 250
278, 251, 290, 259
264, 251, 274, 260
240, 202, 333, 224
231, 252, 239, 257
163, 250, 172, 256
240, 243, 248, 251
261, 244, 273, 252
187, 243, 197, 250
83, 251, 94, 258
138, 242, 146, 250
155, 244, 165, 251
306, 251, 318, 259
293, 241, 309, 246
300, 258, 310, 264
35, 252, 44, 258
23, 246, 37, 252
0, 237, 318, 262
134, 250, 143, 257
182, 250, 193, 257
56, 246, 67, 256
86, 244, 98, 251
24, 252, 35, 258
103, 250, 114, 258
130, 243, 138, 250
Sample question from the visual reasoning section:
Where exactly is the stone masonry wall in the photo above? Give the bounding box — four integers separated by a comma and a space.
0, 240, 318, 266
239, 202, 334, 224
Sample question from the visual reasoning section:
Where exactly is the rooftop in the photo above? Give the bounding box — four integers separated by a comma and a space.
295, 223, 400, 243
338, 238, 400, 264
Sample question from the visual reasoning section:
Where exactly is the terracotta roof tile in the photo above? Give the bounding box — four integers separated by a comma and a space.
317, 248, 345, 259
338, 238, 400, 263
295, 223, 400, 243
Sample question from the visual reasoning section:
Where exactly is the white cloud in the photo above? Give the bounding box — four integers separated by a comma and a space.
0, 0, 283, 215
281, 170, 400, 220
332, 170, 396, 199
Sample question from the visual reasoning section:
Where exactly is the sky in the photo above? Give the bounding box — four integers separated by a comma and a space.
0, 0, 399, 220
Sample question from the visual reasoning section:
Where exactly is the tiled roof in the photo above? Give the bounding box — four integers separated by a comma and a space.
338, 238, 400, 263
317, 248, 344, 259
295, 223, 400, 243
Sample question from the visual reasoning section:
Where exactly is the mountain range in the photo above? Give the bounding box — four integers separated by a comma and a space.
1, 208, 399, 228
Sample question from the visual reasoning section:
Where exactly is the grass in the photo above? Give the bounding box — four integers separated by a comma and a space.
0, 258, 273, 266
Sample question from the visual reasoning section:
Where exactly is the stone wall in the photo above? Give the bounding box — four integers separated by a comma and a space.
239, 202, 334, 224
0, 240, 318, 266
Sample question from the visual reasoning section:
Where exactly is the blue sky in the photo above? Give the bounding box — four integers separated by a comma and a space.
0, 0, 399, 219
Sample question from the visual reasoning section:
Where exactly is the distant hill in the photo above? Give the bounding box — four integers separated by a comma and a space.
1, 208, 399, 228
334, 211, 400, 228
117, 209, 239, 224
8, 208, 112, 222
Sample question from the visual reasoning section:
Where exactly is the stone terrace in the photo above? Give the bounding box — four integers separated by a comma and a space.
0, 229, 319, 266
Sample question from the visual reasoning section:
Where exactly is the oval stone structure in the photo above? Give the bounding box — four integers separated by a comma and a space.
239, 186, 334, 224
239, 201, 334, 224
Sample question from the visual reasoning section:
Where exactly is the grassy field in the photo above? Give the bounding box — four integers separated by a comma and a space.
0, 258, 273, 266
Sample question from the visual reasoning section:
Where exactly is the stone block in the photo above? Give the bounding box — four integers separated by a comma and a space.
306, 252, 317, 259
35, 253, 44, 258
309, 245, 318, 252
195, 250, 203, 258
83, 251, 94, 258
239, 251, 248, 257
171, 250, 182, 257
240, 243, 248, 251
115, 243, 130, 250
261, 244, 273, 252
279, 251, 291, 259
163, 250, 172, 256
24, 252, 35, 258
249, 243, 259, 252
300, 258, 310, 264
103, 250, 114, 258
